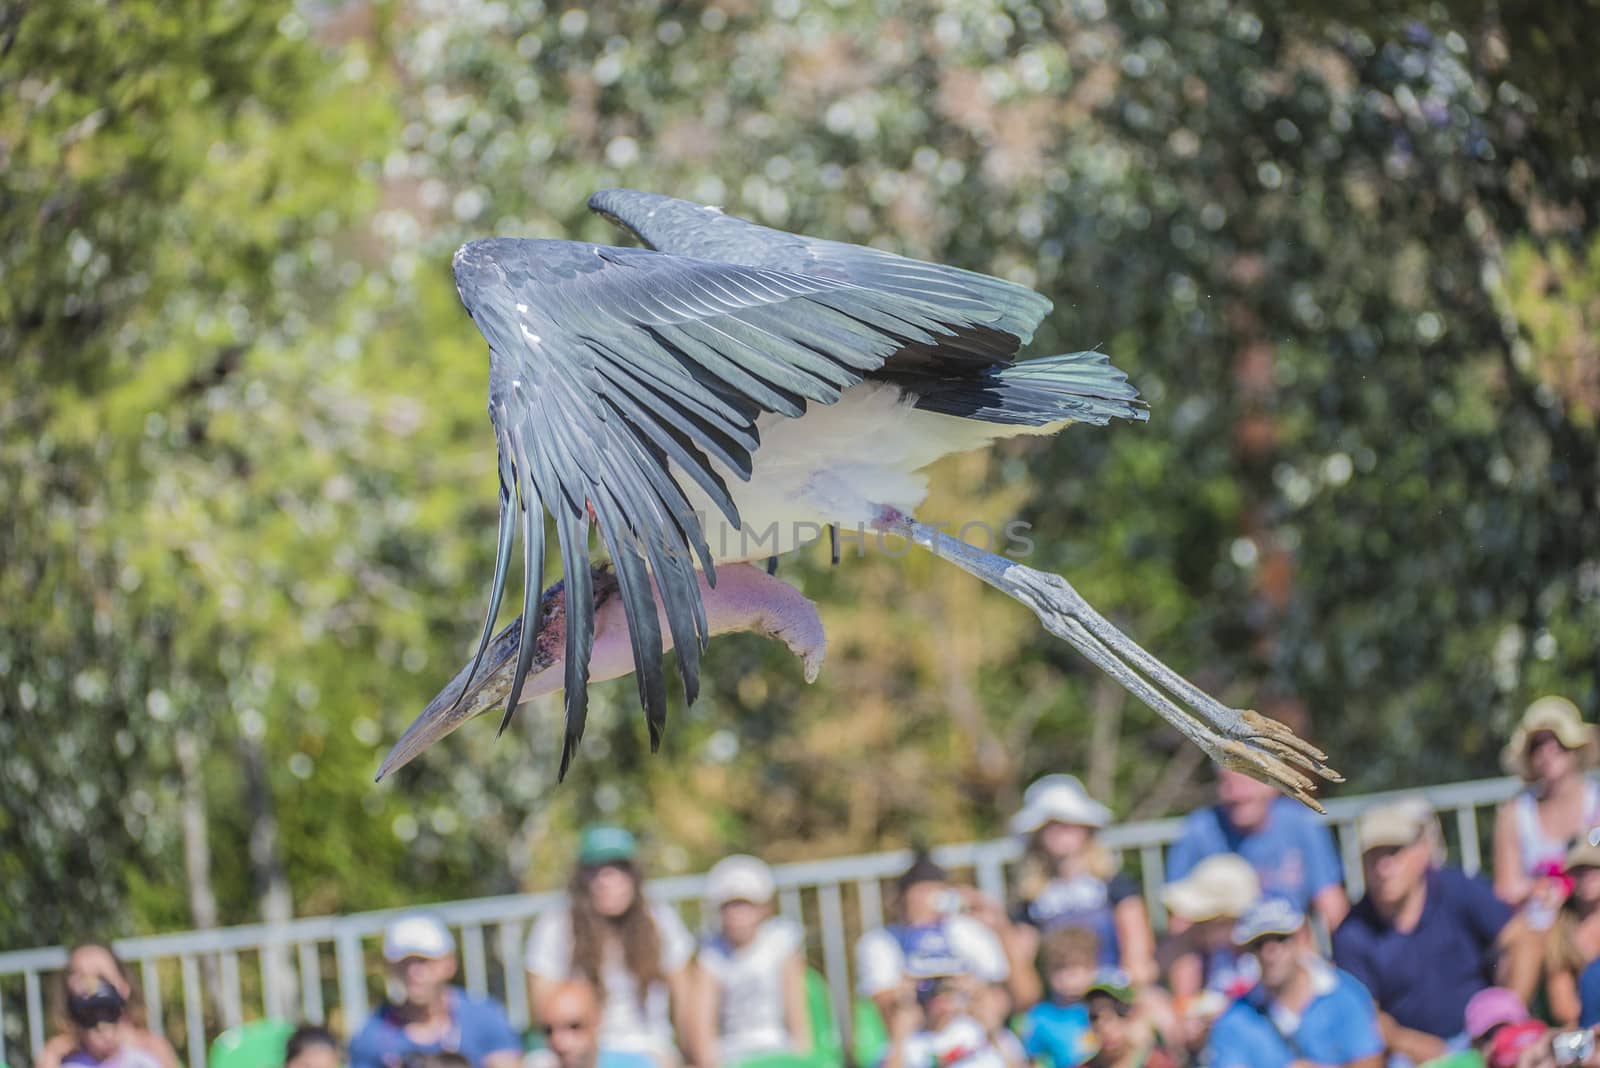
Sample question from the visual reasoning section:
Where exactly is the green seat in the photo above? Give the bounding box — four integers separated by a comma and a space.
851, 996, 889, 1068
728, 971, 844, 1068
735, 1055, 825, 1068
805, 970, 843, 1068
210, 1019, 294, 1068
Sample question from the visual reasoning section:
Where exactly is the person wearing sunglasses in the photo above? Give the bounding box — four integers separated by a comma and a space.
349, 914, 521, 1068
524, 827, 696, 1068
531, 981, 656, 1068
1207, 898, 1382, 1068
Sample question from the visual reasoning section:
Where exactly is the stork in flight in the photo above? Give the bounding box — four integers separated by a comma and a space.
377, 189, 1339, 807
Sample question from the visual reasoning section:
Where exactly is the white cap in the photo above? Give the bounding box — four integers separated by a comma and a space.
1010, 774, 1112, 834
706, 854, 776, 907
1160, 854, 1260, 922
1232, 897, 1306, 946
383, 914, 455, 962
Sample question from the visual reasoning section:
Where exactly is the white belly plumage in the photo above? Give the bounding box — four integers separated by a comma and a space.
672, 382, 1065, 562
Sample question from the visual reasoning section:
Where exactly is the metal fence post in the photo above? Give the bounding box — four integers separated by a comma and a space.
335, 931, 369, 1033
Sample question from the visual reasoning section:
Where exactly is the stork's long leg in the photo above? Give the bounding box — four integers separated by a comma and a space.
881, 514, 1341, 809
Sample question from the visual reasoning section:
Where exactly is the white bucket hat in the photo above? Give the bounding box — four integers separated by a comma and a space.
1010, 774, 1112, 834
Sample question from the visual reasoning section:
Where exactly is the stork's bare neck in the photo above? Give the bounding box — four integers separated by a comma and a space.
377, 563, 824, 779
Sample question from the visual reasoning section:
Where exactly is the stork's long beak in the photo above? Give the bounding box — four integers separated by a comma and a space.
375, 615, 530, 781
375, 562, 828, 781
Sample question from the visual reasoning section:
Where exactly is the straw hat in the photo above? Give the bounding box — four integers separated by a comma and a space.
1567, 829, 1600, 871
1501, 696, 1597, 780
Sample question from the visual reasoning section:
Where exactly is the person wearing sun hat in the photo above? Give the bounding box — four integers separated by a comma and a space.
1493, 696, 1600, 906
1332, 798, 1541, 1067
1205, 898, 1383, 1068
689, 855, 812, 1068
1158, 854, 1262, 1050
1418, 986, 1541, 1068
1008, 774, 1157, 986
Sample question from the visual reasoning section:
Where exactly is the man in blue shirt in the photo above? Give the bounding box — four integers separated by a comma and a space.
1167, 770, 1348, 933
350, 914, 523, 1068
1207, 898, 1384, 1068
1331, 798, 1538, 1066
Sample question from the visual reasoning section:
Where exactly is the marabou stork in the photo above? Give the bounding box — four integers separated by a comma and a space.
377, 189, 1339, 807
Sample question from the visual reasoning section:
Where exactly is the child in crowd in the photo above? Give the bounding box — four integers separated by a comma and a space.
1081, 973, 1176, 1068
883, 970, 1025, 1068
691, 855, 811, 1068
1018, 927, 1099, 1068
284, 1026, 343, 1068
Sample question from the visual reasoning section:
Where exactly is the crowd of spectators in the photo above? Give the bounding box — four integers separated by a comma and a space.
37, 696, 1600, 1068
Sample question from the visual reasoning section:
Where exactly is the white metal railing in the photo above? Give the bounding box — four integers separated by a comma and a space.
0, 774, 1525, 1068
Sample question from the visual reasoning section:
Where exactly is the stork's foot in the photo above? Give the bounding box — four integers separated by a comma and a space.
889, 516, 1341, 810
1214, 712, 1342, 810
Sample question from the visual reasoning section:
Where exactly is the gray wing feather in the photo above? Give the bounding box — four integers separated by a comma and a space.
588, 187, 1052, 348
451, 237, 1004, 772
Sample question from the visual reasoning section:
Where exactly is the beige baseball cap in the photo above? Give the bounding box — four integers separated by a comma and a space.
1356, 797, 1435, 853
1160, 854, 1260, 922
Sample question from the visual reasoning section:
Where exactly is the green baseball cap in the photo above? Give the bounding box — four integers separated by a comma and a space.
1085, 968, 1135, 1004
578, 825, 637, 866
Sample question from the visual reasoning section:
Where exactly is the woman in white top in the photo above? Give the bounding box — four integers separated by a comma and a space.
1493, 696, 1600, 905
526, 826, 696, 1068
690, 855, 811, 1068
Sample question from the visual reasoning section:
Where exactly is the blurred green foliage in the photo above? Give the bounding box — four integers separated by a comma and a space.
1, 0, 1596, 959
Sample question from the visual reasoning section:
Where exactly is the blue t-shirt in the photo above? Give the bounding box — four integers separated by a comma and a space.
350, 987, 521, 1068
1011, 873, 1140, 968
1579, 958, 1600, 1027
1206, 961, 1383, 1068
1167, 799, 1342, 913
1331, 867, 1511, 1039
887, 923, 976, 979
1019, 1000, 1094, 1068
596, 1052, 657, 1068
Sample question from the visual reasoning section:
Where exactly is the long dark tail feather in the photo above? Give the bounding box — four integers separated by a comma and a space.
556, 507, 594, 781
453, 486, 516, 722
904, 350, 1149, 427
501, 438, 546, 738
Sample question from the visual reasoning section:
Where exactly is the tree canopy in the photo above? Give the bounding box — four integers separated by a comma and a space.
1, 0, 1596, 959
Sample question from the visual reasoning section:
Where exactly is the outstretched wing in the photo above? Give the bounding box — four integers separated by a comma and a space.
450, 237, 1012, 776
588, 188, 1052, 364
